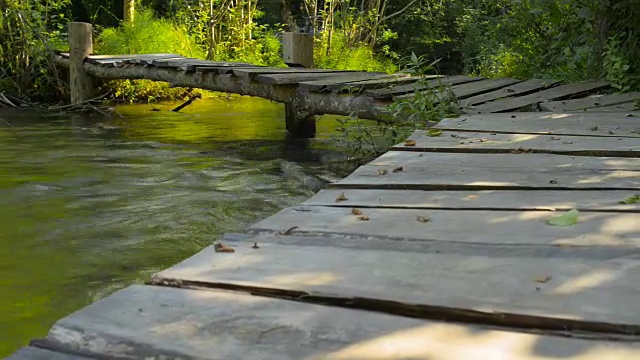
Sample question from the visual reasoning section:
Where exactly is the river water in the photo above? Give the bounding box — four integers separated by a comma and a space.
0, 97, 358, 356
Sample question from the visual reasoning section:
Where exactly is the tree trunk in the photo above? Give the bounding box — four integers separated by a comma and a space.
280, 0, 297, 30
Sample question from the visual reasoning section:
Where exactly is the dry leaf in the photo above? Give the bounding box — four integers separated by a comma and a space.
533, 276, 552, 283
214, 243, 235, 253
404, 140, 417, 147
335, 192, 348, 202
351, 208, 363, 215
357, 215, 370, 221
392, 166, 404, 173
378, 169, 388, 175
417, 216, 430, 223
466, 195, 477, 199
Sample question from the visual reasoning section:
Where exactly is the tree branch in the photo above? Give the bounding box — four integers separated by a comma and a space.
380, 0, 418, 22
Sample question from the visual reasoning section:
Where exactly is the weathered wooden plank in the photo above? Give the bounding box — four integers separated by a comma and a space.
324, 75, 425, 93
332, 151, 640, 190
255, 72, 385, 85
154, 233, 640, 332
450, 78, 523, 99
90, 56, 180, 67
585, 104, 639, 113
434, 113, 640, 138
122, 55, 186, 65
232, 67, 353, 78
86, 53, 178, 62
395, 78, 523, 101
393, 130, 640, 157
194, 64, 260, 73
303, 189, 640, 212
365, 75, 485, 99
40, 285, 640, 359
152, 58, 256, 71
194, 65, 259, 75
468, 80, 611, 113
250, 206, 640, 247
540, 93, 640, 112
6, 347, 94, 360
297, 73, 402, 92
85, 54, 183, 67
461, 79, 560, 107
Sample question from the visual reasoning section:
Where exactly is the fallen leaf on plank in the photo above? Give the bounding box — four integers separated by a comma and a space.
214, 243, 235, 253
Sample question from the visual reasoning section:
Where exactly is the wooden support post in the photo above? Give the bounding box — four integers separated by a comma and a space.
285, 103, 316, 138
282, 32, 314, 68
124, 0, 135, 23
69, 22, 96, 105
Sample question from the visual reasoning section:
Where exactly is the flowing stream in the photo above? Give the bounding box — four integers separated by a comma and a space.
0, 97, 357, 356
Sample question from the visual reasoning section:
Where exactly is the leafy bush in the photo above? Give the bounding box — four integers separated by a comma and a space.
94, 9, 206, 102
0, 0, 70, 100
336, 53, 459, 159
315, 33, 397, 73
386, 0, 640, 90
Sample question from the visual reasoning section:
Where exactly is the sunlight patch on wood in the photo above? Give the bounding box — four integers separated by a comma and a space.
184, 286, 270, 304
313, 322, 640, 360
577, 171, 640, 184
467, 181, 519, 187
553, 269, 617, 295
509, 134, 542, 142
600, 214, 640, 234
264, 272, 341, 287
487, 211, 548, 224
545, 113, 574, 119
552, 235, 632, 247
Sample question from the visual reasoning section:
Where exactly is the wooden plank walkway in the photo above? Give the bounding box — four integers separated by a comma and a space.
53, 52, 639, 138
11, 112, 640, 359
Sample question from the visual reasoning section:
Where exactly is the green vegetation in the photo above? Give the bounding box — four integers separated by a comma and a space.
385, 1, 639, 90
95, 9, 206, 101
335, 52, 460, 159
1, 1, 638, 102
0, 0, 70, 100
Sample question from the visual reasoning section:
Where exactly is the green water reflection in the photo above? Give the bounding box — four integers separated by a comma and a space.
0, 97, 352, 356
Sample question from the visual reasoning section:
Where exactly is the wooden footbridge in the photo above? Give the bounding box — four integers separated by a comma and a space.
10, 111, 640, 359
55, 49, 639, 138
53, 22, 639, 139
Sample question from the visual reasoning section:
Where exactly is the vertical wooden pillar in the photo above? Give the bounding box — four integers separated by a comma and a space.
124, 0, 135, 24
282, 32, 314, 68
69, 22, 96, 105
285, 103, 316, 138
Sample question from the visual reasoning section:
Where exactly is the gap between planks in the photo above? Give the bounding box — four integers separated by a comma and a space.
301, 189, 640, 213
